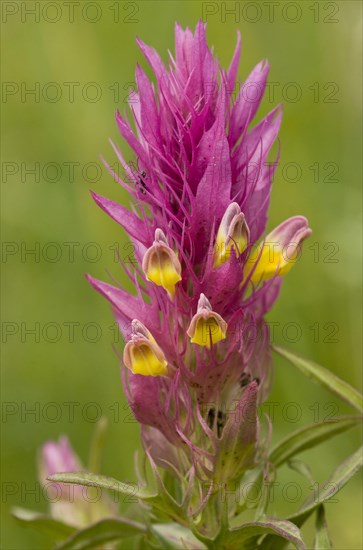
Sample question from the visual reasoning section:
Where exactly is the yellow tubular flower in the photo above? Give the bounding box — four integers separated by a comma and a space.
142, 229, 182, 297
187, 294, 228, 348
245, 216, 312, 284
214, 203, 250, 268
123, 320, 168, 377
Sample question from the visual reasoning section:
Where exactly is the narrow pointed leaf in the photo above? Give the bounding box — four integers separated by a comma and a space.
269, 416, 362, 467
289, 446, 363, 527
288, 459, 315, 485
314, 506, 332, 549
47, 472, 156, 500
151, 523, 207, 549
55, 518, 147, 550
221, 519, 306, 549
273, 346, 363, 412
47, 472, 184, 525
262, 447, 363, 548
12, 507, 75, 539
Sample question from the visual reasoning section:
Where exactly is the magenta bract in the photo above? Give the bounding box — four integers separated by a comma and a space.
88, 21, 311, 483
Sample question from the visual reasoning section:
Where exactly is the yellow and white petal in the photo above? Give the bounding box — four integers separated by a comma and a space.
214, 203, 249, 268
245, 216, 312, 284
142, 229, 182, 297
123, 320, 168, 377
187, 294, 228, 348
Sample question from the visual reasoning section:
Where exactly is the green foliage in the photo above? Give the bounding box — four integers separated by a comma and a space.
55, 518, 146, 550
269, 415, 362, 467
13, 348, 363, 548
313, 506, 332, 550
12, 508, 75, 540
273, 346, 363, 412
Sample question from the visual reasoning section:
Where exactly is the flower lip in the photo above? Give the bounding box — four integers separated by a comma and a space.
214, 202, 250, 267
245, 216, 312, 284
130, 319, 155, 342
187, 294, 228, 348
123, 319, 169, 377
142, 229, 182, 297
266, 215, 312, 246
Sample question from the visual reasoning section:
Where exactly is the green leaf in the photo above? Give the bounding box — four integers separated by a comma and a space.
151, 523, 207, 549
221, 519, 306, 550
55, 518, 146, 550
47, 472, 156, 500
269, 416, 362, 467
314, 506, 332, 549
48, 471, 186, 527
287, 459, 315, 485
289, 445, 363, 527
12, 507, 75, 539
273, 346, 363, 412
262, 447, 362, 549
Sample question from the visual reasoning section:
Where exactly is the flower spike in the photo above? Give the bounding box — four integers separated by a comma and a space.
187, 294, 228, 348
24, 20, 350, 549
214, 202, 250, 268
82, 22, 319, 538
245, 216, 312, 284
123, 320, 169, 377
142, 229, 182, 297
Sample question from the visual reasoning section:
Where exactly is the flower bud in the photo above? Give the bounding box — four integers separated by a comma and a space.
245, 216, 312, 284
142, 229, 182, 297
123, 320, 169, 376
40, 436, 82, 486
187, 294, 228, 348
214, 203, 249, 268
39, 436, 116, 527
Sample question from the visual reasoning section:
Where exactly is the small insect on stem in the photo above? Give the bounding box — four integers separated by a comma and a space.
136, 170, 147, 195
240, 372, 260, 388
207, 407, 226, 438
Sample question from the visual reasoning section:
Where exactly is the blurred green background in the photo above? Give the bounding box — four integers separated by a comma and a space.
1, 1, 362, 548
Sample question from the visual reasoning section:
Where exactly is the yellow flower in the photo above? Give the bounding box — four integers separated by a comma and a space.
214, 203, 249, 268
187, 294, 227, 348
123, 320, 168, 377
245, 216, 312, 284
142, 229, 182, 297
